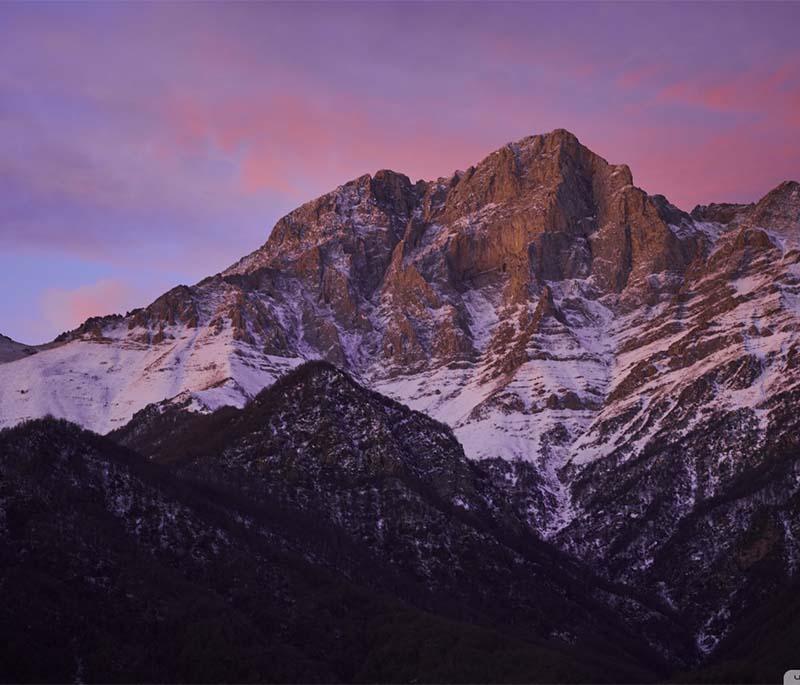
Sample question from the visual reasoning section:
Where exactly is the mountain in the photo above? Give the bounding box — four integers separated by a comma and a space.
1, 129, 799, 668
110, 361, 693, 671
0, 129, 708, 455
680, 576, 800, 683
0, 333, 38, 363
2, 398, 670, 684
2, 364, 791, 683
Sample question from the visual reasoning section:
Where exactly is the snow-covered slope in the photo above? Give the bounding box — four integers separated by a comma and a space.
0, 323, 301, 433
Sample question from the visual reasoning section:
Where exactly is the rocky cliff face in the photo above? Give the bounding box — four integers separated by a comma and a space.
1, 129, 799, 663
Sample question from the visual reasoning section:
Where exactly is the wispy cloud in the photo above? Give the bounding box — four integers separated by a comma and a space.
40, 279, 144, 335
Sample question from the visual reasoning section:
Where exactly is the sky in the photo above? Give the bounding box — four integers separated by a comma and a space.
1, 1, 798, 344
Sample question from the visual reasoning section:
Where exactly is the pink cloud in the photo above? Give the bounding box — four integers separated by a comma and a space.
656, 58, 800, 116
171, 45, 778, 215
40, 279, 145, 334
605, 118, 799, 209
159, 86, 498, 198
615, 64, 664, 90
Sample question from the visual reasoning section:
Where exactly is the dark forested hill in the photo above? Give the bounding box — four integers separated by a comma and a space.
1, 411, 659, 683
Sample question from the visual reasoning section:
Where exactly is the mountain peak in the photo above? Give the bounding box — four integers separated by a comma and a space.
253, 359, 358, 404
752, 179, 799, 207
0, 333, 38, 363
745, 179, 800, 235
515, 127, 581, 150
225, 128, 645, 280
771, 179, 799, 192
548, 126, 579, 139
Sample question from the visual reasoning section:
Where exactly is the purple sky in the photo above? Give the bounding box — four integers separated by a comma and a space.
2, 1, 798, 343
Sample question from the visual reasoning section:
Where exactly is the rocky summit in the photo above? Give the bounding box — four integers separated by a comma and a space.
1, 129, 799, 680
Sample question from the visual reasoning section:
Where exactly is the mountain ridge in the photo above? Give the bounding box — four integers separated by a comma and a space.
0, 333, 38, 364
4, 413, 655, 683
1, 129, 799, 656
14, 130, 797, 348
